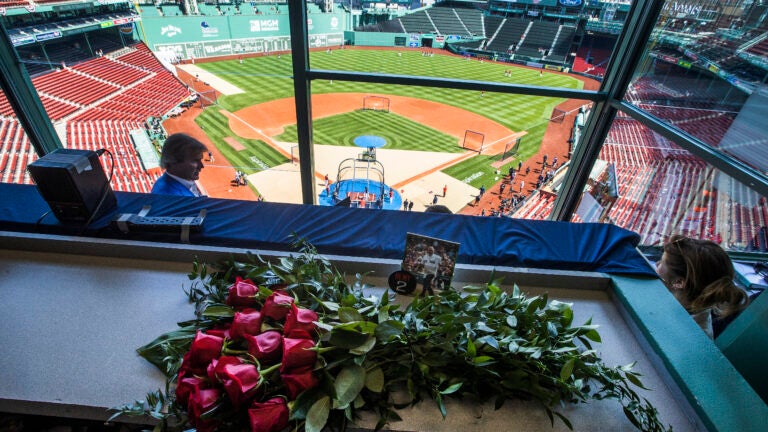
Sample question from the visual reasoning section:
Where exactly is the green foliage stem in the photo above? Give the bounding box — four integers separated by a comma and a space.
114, 239, 671, 432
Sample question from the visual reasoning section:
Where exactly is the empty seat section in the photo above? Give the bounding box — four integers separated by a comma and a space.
427, 7, 469, 37
516, 21, 559, 58
40, 96, 80, 120
486, 19, 529, 53
32, 69, 119, 105
399, 11, 436, 34
71, 56, 151, 87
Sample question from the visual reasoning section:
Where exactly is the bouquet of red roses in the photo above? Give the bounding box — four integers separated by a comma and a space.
114, 242, 670, 432
175, 277, 321, 432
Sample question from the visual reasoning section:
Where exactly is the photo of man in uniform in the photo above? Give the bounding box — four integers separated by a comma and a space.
401, 233, 459, 295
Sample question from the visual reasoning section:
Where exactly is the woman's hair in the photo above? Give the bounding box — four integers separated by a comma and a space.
160, 133, 208, 169
662, 235, 748, 318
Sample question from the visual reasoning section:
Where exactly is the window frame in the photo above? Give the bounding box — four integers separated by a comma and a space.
0, 0, 765, 238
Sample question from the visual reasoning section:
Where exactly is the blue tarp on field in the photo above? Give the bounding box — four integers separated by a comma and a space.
0, 184, 656, 276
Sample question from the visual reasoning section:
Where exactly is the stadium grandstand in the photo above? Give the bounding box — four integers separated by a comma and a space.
1, 0, 768, 431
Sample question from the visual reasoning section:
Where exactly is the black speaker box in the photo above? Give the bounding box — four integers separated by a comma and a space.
28, 148, 117, 223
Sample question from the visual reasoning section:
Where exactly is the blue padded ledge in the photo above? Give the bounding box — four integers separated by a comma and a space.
0, 184, 655, 276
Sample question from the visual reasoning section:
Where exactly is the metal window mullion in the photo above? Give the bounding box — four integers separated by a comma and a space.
0, 22, 62, 155
550, 0, 665, 221
288, 0, 316, 205
307, 69, 604, 101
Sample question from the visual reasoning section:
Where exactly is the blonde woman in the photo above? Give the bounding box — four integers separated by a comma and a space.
656, 235, 750, 338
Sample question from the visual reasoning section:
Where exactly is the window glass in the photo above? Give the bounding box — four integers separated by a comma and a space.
322, 1, 618, 85
571, 115, 768, 253
186, 54, 294, 201
0, 1, 296, 203
299, 78, 590, 215
626, 0, 768, 173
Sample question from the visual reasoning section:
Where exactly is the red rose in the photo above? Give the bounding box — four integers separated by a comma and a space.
248, 397, 289, 432
179, 352, 206, 376
176, 369, 208, 407
207, 355, 242, 383
230, 309, 264, 340
189, 331, 224, 368
284, 303, 318, 338
246, 330, 283, 364
187, 387, 221, 432
261, 291, 294, 320
226, 276, 259, 307
280, 337, 317, 371
281, 366, 319, 399
220, 362, 261, 409
206, 356, 261, 409
206, 324, 231, 340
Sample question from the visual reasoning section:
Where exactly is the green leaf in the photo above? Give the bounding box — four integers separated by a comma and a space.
561, 307, 574, 326
339, 306, 363, 322
554, 411, 574, 430
202, 304, 234, 318
136, 327, 197, 373
305, 396, 331, 432
623, 406, 642, 430
436, 394, 447, 419
473, 355, 494, 365
353, 393, 366, 409
440, 382, 463, 395
620, 362, 637, 372
289, 385, 326, 421
328, 328, 370, 349
625, 372, 648, 390
334, 364, 366, 407
467, 338, 477, 357
318, 300, 339, 312
364, 367, 385, 393
584, 329, 602, 342
545, 407, 555, 426
560, 358, 575, 381
374, 320, 404, 341
506, 315, 518, 328
476, 335, 500, 350
547, 321, 559, 338
475, 321, 495, 333
350, 336, 376, 355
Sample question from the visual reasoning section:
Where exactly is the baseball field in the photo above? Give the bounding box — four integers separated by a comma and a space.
166, 48, 596, 213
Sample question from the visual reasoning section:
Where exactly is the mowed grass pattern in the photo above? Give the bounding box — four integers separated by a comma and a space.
277, 110, 462, 153
195, 50, 582, 187
196, 108, 288, 175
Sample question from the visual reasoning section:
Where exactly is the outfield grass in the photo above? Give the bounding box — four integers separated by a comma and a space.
195, 50, 581, 188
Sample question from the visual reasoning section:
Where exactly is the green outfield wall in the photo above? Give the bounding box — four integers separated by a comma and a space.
347, 31, 452, 49
138, 13, 348, 59
347, 31, 407, 47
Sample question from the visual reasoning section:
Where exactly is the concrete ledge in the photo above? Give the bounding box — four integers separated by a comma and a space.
0, 234, 697, 431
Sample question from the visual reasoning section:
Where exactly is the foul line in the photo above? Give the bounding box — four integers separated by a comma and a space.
222, 110, 328, 182
220, 110, 293, 160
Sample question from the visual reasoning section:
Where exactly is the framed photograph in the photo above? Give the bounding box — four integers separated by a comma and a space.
401, 233, 460, 293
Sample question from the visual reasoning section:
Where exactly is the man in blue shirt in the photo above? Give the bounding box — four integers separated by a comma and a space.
152, 133, 208, 197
